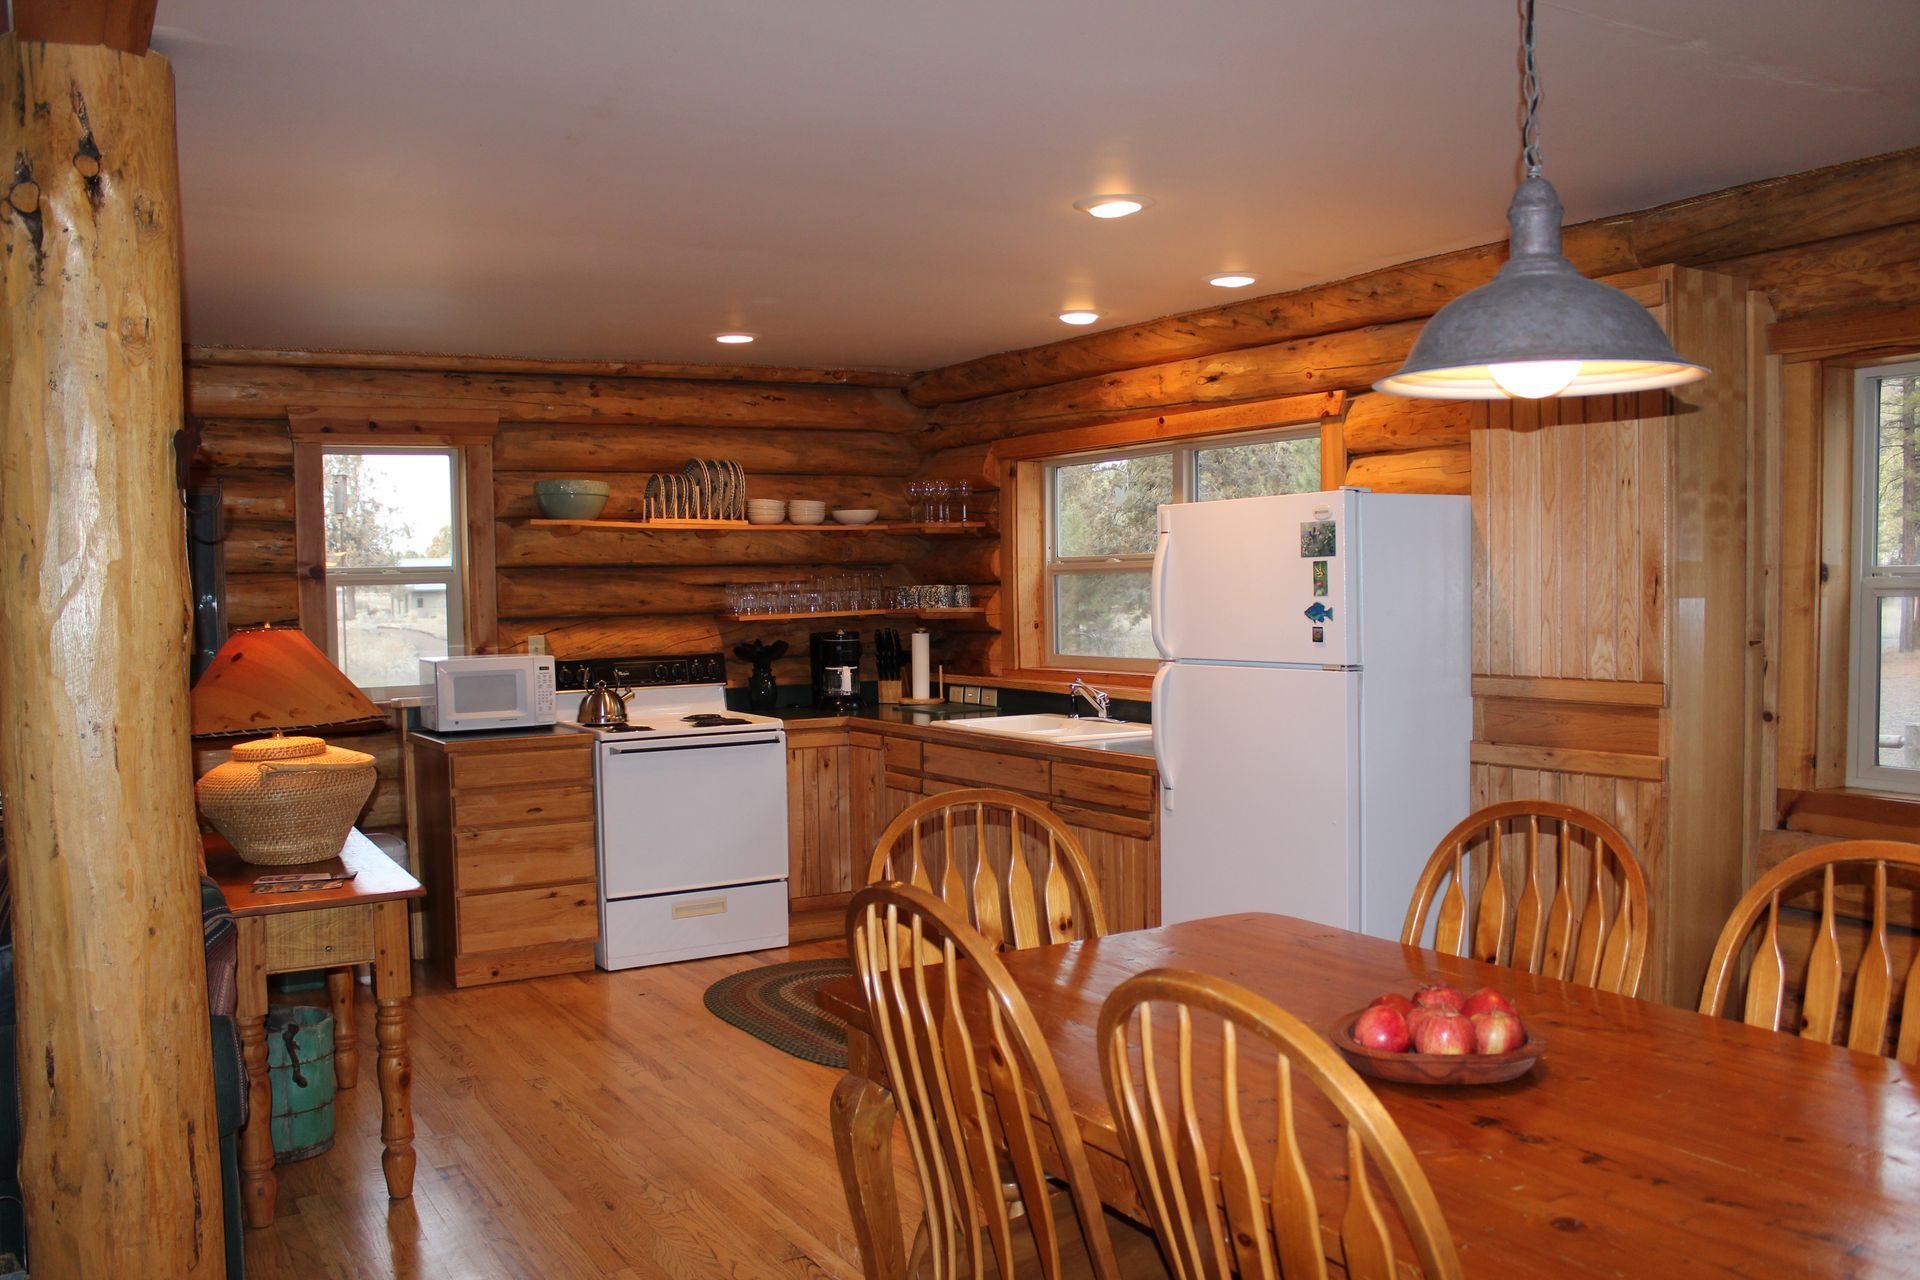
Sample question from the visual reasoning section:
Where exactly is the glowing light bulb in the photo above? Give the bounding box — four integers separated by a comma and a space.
1488, 360, 1581, 399
714, 333, 756, 345
1058, 311, 1100, 325
1208, 273, 1257, 288
1073, 194, 1154, 219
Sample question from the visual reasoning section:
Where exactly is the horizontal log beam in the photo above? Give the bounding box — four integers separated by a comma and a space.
919, 323, 1418, 449
1339, 394, 1474, 455
187, 345, 909, 387
7, 0, 156, 53
492, 423, 920, 475
1715, 219, 1920, 321
906, 147, 1920, 406
1343, 445, 1470, 495
220, 520, 294, 574
187, 364, 921, 432
495, 522, 930, 569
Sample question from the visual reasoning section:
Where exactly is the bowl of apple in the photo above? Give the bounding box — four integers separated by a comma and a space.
1329, 984, 1543, 1086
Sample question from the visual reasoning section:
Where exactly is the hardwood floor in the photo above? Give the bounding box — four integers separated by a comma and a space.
245, 940, 917, 1279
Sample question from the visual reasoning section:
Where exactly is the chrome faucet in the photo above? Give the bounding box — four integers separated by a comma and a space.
1068, 678, 1113, 721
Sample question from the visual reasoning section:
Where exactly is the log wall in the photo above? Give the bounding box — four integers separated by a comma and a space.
916, 147, 1920, 680
187, 360, 970, 842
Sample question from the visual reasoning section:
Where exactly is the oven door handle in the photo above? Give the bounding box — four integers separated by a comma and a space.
604, 733, 785, 755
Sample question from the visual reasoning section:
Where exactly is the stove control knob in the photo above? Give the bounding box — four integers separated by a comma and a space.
669, 661, 690, 681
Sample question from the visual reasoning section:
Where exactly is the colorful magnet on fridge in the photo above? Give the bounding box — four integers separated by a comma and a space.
1303, 601, 1334, 624
1312, 559, 1328, 596
1300, 520, 1336, 557
1311, 626, 1325, 644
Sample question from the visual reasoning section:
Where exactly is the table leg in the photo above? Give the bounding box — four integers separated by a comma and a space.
234, 916, 277, 1228
327, 968, 359, 1089
832, 1026, 904, 1280
373, 900, 416, 1199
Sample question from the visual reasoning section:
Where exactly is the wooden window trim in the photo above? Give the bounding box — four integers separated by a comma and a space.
1772, 316, 1920, 830
292, 411, 500, 680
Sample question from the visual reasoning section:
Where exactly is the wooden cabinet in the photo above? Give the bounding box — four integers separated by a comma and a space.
783, 720, 1162, 939
409, 730, 600, 986
1470, 264, 1753, 1006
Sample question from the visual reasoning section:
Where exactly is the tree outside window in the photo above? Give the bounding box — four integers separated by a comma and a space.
1850, 361, 1920, 791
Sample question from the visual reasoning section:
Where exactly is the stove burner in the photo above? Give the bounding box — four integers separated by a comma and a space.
681, 713, 751, 726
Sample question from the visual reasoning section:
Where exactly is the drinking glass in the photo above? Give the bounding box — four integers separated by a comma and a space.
928, 480, 951, 523
952, 479, 972, 524
905, 480, 926, 523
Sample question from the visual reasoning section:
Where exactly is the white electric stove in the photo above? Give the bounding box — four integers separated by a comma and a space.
557, 653, 789, 969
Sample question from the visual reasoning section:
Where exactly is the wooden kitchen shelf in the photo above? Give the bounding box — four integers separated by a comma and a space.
724, 607, 989, 623
519, 518, 992, 536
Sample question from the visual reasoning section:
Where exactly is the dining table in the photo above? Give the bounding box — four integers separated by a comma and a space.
820, 911, 1920, 1278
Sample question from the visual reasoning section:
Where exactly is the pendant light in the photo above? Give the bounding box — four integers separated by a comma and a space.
1375, 0, 1708, 400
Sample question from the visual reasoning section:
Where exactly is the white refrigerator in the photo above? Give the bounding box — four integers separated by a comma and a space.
1151, 488, 1471, 937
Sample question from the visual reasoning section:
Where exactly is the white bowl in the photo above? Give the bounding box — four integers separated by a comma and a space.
746, 506, 787, 525
788, 507, 827, 526
832, 508, 880, 525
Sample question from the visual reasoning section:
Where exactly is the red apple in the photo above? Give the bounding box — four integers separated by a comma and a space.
1352, 1005, 1412, 1053
1461, 987, 1518, 1020
1405, 1005, 1431, 1040
1471, 1010, 1527, 1054
1412, 984, 1465, 1013
1368, 992, 1415, 1017
1412, 1010, 1474, 1055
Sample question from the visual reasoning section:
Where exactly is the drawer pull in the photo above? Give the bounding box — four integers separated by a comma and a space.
672, 897, 728, 920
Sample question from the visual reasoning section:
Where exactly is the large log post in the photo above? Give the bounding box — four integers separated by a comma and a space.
0, 34, 226, 1279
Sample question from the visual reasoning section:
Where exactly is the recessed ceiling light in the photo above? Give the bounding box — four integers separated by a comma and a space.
1208, 273, 1258, 288
1058, 311, 1100, 326
714, 332, 756, 345
1072, 194, 1153, 220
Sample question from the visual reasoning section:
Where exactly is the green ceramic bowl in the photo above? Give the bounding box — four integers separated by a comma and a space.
534, 479, 611, 520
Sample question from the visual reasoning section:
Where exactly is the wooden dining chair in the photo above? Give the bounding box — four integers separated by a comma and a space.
1099, 969, 1460, 1280
846, 882, 1159, 1280
1401, 800, 1651, 997
867, 788, 1109, 951
1699, 840, 1920, 1062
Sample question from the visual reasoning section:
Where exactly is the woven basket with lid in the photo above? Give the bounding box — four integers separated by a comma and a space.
196, 735, 376, 865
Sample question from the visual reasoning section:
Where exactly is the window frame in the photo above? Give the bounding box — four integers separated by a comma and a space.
1040, 427, 1322, 672
320, 445, 467, 701
1846, 358, 1920, 794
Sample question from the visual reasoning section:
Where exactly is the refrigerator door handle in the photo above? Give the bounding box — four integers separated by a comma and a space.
1150, 530, 1172, 659
1152, 662, 1174, 811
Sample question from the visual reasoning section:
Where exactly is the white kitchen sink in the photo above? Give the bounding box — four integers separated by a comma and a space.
944, 713, 1152, 744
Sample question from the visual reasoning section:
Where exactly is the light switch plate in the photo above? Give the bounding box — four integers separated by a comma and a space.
980, 687, 999, 707
528, 634, 547, 655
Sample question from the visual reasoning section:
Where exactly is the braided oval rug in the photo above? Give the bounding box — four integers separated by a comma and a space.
703, 958, 853, 1069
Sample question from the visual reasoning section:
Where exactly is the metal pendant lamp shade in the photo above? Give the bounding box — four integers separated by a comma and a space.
1375, 177, 1709, 400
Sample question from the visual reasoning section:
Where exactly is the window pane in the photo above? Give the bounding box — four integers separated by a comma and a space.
324, 452, 455, 570
332, 583, 451, 691
1872, 373, 1920, 568
1053, 572, 1154, 660
1054, 454, 1171, 558
1195, 436, 1321, 502
1873, 593, 1920, 773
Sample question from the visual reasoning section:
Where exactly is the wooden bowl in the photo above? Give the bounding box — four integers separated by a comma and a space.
1329, 1009, 1544, 1086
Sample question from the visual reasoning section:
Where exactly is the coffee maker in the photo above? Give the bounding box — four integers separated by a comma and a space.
810, 629, 863, 713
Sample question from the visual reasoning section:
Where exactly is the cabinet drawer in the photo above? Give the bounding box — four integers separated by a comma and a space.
456, 820, 596, 891
1056, 801, 1155, 840
456, 785, 594, 830
451, 745, 591, 791
883, 737, 923, 773
458, 882, 598, 952
1051, 761, 1156, 814
883, 771, 923, 796
921, 743, 1048, 794
600, 881, 787, 968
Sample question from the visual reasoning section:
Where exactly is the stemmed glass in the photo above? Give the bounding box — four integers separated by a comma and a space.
952, 479, 972, 524
927, 480, 952, 523
905, 480, 926, 523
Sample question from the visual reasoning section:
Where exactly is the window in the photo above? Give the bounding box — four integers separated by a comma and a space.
1044, 431, 1320, 668
321, 448, 464, 698
1849, 360, 1920, 793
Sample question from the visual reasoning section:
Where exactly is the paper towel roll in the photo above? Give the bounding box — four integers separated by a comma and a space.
910, 630, 931, 701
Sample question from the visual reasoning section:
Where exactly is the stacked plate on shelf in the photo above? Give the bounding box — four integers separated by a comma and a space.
639, 459, 747, 520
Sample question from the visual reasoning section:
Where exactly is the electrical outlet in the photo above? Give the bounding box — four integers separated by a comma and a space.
960, 685, 980, 704
979, 687, 999, 708
528, 634, 547, 655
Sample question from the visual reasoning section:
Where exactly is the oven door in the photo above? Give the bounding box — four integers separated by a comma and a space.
595, 732, 789, 899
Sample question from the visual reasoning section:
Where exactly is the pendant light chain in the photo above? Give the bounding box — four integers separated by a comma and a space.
1520, 0, 1543, 178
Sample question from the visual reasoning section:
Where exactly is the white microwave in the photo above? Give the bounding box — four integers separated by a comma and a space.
419, 655, 557, 732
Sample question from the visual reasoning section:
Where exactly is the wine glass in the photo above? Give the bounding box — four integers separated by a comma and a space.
927, 480, 951, 523
952, 479, 972, 524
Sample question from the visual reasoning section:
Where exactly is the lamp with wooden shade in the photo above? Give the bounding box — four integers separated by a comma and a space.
191, 625, 388, 865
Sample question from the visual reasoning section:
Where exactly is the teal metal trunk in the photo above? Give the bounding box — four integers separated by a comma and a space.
266, 1005, 336, 1161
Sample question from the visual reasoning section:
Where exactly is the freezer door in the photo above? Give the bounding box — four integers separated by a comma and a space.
1153, 490, 1357, 665
1157, 661, 1360, 929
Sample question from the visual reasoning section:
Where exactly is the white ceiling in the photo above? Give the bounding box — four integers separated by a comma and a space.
157, 1, 1920, 373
